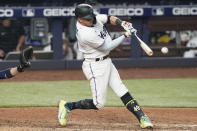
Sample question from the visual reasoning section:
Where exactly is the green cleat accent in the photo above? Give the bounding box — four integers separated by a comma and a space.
58, 100, 71, 126
140, 115, 153, 129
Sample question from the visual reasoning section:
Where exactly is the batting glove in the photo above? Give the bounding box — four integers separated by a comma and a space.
124, 28, 137, 38
121, 21, 133, 32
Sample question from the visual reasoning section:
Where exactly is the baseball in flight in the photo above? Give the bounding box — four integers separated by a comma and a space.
161, 47, 168, 54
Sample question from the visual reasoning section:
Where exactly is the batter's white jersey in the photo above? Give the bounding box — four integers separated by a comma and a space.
76, 14, 128, 109
76, 14, 111, 58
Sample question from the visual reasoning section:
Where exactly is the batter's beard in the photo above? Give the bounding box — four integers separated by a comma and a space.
90, 17, 97, 27
93, 16, 96, 25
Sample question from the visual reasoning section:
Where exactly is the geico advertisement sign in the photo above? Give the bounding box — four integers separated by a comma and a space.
43, 8, 75, 16
0, 9, 14, 17
109, 8, 143, 16
173, 7, 197, 15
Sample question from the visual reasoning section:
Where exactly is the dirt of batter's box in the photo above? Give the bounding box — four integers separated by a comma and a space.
0, 107, 197, 130
1, 67, 197, 130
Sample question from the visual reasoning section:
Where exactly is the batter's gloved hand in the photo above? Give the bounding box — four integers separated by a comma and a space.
121, 21, 133, 32
17, 46, 33, 72
124, 28, 137, 38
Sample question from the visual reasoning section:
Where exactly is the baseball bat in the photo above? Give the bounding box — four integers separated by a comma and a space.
134, 34, 153, 56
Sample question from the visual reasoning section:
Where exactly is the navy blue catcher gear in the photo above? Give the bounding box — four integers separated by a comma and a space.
0, 68, 13, 79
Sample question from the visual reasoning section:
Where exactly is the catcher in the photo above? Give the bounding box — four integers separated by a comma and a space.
0, 46, 33, 79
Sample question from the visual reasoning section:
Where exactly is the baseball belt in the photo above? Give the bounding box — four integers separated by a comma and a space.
95, 55, 109, 61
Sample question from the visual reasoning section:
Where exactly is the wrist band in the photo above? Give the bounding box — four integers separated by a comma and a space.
115, 18, 122, 25
17, 65, 24, 72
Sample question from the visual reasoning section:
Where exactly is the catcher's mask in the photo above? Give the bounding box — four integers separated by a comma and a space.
75, 4, 95, 20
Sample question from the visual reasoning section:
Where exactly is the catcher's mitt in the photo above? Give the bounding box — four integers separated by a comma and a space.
17, 46, 33, 72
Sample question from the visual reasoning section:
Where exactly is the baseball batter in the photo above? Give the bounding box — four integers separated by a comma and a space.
58, 4, 153, 129
0, 46, 33, 79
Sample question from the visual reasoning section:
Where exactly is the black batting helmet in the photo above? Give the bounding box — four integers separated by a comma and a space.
85, 0, 97, 5
75, 4, 95, 19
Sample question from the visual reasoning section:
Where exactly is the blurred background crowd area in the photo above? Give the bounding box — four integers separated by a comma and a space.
0, 0, 197, 61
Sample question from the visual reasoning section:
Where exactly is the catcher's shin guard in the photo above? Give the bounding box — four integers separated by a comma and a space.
58, 100, 71, 126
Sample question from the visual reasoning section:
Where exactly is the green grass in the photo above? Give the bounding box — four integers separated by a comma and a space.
0, 78, 197, 108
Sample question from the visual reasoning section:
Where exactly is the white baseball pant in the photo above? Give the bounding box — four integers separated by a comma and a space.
82, 58, 128, 109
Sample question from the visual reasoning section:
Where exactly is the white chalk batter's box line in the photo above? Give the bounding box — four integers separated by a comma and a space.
65, 121, 197, 131
0, 126, 195, 131
68, 121, 197, 128
0, 122, 196, 131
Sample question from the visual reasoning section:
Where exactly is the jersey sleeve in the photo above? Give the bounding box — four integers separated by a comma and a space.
96, 14, 108, 24
0, 68, 13, 79
81, 30, 105, 49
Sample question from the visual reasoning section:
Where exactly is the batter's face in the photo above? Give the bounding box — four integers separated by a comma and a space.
78, 17, 94, 27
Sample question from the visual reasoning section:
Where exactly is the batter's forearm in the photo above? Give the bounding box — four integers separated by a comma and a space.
98, 35, 125, 51
109, 16, 122, 25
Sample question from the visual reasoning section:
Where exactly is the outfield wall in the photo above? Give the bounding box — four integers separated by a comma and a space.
1, 58, 197, 70
0, 5, 197, 70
